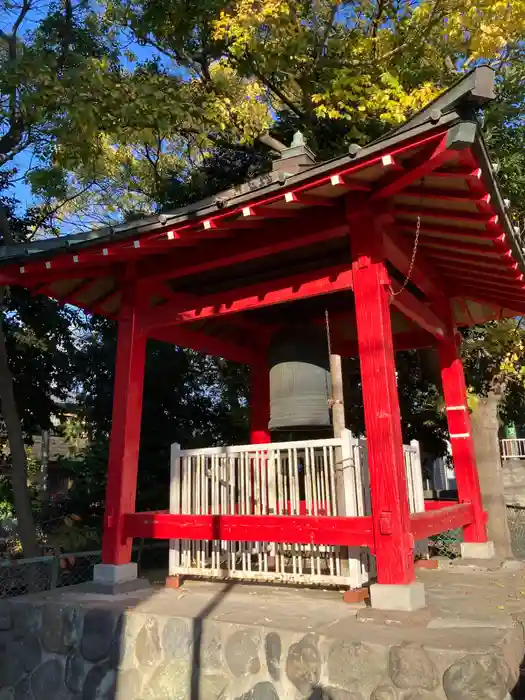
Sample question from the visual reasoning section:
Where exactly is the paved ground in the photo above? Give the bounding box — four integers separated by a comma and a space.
140, 561, 525, 635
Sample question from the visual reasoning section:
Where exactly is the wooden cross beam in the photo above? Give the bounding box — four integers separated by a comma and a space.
389, 281, 446, 338
143, 264, 355, 331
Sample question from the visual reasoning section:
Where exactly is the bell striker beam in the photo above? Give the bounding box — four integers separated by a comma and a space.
351, 213, 423, 609
98, 276, 147, 581
437, 323, 490, 552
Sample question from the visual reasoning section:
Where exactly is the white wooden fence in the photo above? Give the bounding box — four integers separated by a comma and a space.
501, 438, 525, 460
169, 432, 425, 588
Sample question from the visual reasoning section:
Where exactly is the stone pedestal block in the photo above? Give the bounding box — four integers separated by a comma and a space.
460, 541, 495, 560
369, 582, 426, 611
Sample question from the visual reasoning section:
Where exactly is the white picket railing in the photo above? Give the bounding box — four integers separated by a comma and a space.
501, 438, 525, 460
169, 432, 425, 588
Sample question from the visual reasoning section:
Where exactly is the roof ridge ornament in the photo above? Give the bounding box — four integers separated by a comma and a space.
290, 131, 306, 148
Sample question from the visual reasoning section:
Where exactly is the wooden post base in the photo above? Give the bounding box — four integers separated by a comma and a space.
415, 559, 439, 570
166, 575, 184, 590
343, 587, 370, 604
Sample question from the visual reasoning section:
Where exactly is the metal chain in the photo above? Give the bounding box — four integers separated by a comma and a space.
325, 308, 332, 358
388, 214, 420, 301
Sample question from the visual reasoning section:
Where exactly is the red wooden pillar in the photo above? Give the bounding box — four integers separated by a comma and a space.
101, 279, 147, 565
438, 331, 487, 543
250, 360, 270, 444
352, 225, 415, 586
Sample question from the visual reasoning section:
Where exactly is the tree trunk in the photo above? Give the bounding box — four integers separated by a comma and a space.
0, 315, 39, 556
470, 390, 513, 559
0, 207, 39, 557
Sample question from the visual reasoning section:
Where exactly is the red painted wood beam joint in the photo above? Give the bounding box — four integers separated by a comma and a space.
122, 512, 375, 547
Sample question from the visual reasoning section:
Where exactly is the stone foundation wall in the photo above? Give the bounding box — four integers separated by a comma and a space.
0, 594, 519, 700
502, 458, 525, 507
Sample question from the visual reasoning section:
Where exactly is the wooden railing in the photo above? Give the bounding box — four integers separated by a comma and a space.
166, 433, 425, 588
501, 438, 525, 460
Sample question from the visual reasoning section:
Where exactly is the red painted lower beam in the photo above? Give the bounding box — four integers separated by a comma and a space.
123, 512, 375, 547
410, 503, 473, 541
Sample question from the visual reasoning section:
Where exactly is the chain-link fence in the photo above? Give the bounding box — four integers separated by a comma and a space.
0, 541, 168, 599
428, 505, 525, 560
0, 550, 101, 598
508, 505, 525, 559
429, 528, 463, 559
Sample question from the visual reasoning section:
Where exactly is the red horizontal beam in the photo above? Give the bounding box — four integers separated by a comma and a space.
147, 282, 275, 345
410, 503, 473, 540
123, 512, 375, 547
145, 265, 354, 330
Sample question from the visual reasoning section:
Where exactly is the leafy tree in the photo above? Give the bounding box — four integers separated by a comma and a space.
59, 316, 248, 521
3, 0, 525, 558
0, 0, 120, 555
461, 320, 525, 556
0, 196, 84, 555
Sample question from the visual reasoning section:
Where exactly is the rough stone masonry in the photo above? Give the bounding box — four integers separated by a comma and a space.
0, 572, 523, 700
